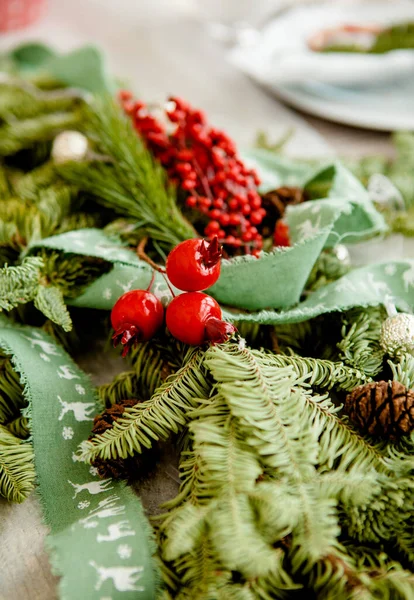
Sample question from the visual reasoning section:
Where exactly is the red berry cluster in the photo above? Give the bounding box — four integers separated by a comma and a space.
119, 91, 265, 257
111, 237, 235, 355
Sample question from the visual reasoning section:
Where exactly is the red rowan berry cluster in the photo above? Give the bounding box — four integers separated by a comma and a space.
119, 91, 265, 256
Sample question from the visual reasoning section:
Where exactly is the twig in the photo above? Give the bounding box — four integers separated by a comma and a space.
137, 237, 166, 273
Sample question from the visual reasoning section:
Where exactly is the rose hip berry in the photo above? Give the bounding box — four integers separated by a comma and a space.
166, 236, 222, 292
111, 289, 164, 357
166, 292, 235, 346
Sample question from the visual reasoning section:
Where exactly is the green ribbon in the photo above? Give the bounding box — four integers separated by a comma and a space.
6, 43, 114, 94
0, 322, 158, 600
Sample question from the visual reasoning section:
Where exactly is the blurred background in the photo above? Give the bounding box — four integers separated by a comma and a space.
2, 0, 413, 160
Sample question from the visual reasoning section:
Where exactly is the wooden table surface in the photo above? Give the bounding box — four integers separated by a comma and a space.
0, 1, 395, 598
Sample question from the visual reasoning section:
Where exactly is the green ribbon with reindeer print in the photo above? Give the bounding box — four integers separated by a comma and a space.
0, 321, 159, 600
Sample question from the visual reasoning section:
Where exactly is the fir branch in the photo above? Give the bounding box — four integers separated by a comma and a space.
264, 350, 370, 392
58, 97, 196, 250
0, 256, 43, 311
13, 161, 60, 201
57, 212, 100, 234
36, 250, 111, 299
0, 162, 12, 196
0, 111, 81, 155
389, 353, 414, 389
300, 386, 391, 474
6, 414, 30, 439
337, 307, 385, 377
0, 82, 83, 122
164, 533, 233, 599
78, 348, 210, 462
343, 475, 414, 546
99, 339, 186, 408
0, 424, 35, 503
34, 284, 72, 332
205, 345, 340, 564
0, 354, 26, 425
98, 369, 138, 409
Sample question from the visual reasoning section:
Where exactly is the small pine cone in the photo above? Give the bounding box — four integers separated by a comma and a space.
345, 381, 414, 438
260, 187, 307, 237
90, 399, 159, 481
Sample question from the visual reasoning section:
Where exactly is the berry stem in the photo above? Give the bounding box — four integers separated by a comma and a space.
146, 271, 156, 292
137, 237, 167, 274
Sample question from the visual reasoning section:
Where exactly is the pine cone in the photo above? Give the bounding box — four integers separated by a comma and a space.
260, 187, 307, 237
345, 381, 414, 438
90, 399, 159, 481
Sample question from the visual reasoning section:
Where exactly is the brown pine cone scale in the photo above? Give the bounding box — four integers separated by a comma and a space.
345, 381, 414, 438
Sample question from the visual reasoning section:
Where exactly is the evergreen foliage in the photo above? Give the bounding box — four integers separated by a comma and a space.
80, 348, 210, 462
57, 97, 196, 252
34, 284, 72, 332
1, 70, 414, 598
338, 306, 386, 377
0, 423, 35, 503
153, 343, 414, 598
0, 353, 35, 503
0, 256, 43, 311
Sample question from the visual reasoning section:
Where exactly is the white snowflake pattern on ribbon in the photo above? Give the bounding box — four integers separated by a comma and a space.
89, 466, 99, 477
75, 384, 86, 395
117, 544, 132, 559
78, 500, 90, 510
103, 288, 112, 300
62, 426, 74, 440
39, 353, 51, 362
296, 217, 321, 240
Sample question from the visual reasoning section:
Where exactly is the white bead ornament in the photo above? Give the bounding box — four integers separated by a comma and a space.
333, 244, 350, 266
380, 312, 414, 356
51, 131, 89, 164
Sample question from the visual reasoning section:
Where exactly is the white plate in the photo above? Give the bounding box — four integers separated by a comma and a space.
230, 0, 414, 130
272, 78, 414, 131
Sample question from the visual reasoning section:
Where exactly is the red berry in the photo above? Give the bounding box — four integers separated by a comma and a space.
166, 292, 236, 345
228, 198, 239, 211
250, 210, 263, 225
274, 220, 291, 247
249, 196, 262, 210
209, 208, 221, 221
200, 197, 212, 209
166, 237, 222, 292
186, 195, 197, 208
212, 198, 224, 209
205, 221, 220, 235
111, 290, 164, 357
182, 180, 196, 190
228, 213, 241, 226
219, 213, 230, 227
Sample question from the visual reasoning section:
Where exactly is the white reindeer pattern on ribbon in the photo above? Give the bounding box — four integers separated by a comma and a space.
68, 479, 113, 499
97, 521, 136, 543
58, 396, 95, 422
89, 562, 144, 592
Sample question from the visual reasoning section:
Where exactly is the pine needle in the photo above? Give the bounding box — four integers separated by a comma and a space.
34, 284, 73, 332
79, 348, 210, 462
58, 97, 196, 250
0, 424, 35, 503
0, 256, 43, 311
